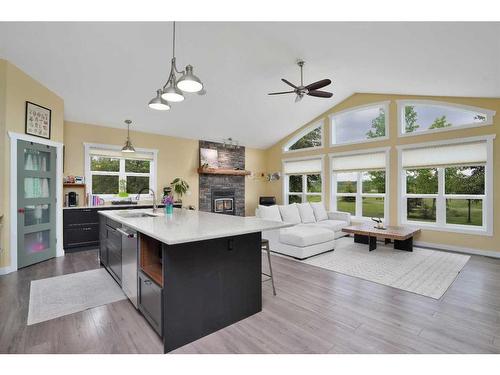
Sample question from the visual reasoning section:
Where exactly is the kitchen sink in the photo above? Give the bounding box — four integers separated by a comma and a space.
115, 211, 161, 218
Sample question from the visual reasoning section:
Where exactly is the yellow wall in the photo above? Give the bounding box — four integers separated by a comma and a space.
0, 60, 65, 269
63, 121, 268, 216
266, 93, 500, 254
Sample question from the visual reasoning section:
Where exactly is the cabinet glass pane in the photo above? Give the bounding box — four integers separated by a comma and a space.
362, 197, 384, 218
24, 177, 50, 198
337, 197, 356, 215
24, 149, 50, 171
446, 199, 483, 226
24, 230, 50, 254
24, 204, 50, 226
407, 198, 436, 222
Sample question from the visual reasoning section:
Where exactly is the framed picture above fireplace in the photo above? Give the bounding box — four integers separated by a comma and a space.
200, 148, 218, 168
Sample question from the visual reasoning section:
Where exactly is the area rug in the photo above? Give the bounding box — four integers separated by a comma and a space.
27, 268, 126, 325
302, 237, 470, 299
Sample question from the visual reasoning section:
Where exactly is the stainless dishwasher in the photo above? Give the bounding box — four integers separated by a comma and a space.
117, 226, 138, 308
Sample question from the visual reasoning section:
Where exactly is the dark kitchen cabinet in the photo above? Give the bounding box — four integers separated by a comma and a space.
63, 205, 162, 253
106, 224, 122, 284
99, 216, 108, 266
138, 270, 163, 336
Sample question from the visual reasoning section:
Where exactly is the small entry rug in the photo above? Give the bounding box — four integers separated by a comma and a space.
27, 268, 126, 325
302, 237, 470, 299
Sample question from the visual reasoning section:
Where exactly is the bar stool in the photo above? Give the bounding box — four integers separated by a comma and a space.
261, 239, 276, 296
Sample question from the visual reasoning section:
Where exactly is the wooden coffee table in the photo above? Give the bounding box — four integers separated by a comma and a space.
342, 224, 421, 252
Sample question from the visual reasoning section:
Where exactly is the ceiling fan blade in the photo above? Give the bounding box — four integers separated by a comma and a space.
268, 90, 295, 95
281, 79, 298, 89
307, 90, 333, 98
295, 94, 303, 103
305, 79, 332, 91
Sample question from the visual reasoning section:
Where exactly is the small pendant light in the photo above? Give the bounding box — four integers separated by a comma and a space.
122, 119, 136, 153
148, 89, 171, 110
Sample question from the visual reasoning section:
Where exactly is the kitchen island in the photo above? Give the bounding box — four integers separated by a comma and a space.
98, 208, 289, 353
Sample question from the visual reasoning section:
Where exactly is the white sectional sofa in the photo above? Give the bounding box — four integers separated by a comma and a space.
255, 202, 351, 260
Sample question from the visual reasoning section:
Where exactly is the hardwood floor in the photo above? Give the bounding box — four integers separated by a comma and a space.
1, 247, 500, 353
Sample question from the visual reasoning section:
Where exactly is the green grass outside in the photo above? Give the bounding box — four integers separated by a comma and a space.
336, 197, 384, 218
446, 199, 482, 226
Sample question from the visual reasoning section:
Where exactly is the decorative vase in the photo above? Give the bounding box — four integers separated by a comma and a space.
165, 204, 174, 215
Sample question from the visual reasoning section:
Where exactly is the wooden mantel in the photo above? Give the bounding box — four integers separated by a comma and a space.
197, 167, 251, 176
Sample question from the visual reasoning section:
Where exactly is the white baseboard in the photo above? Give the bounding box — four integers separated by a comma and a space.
0, 265, 15, 275
414, 241, 500, 259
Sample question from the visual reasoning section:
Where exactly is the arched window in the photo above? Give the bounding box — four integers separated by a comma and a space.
330, 101, 389, 146
283, 123, 323, 152
398, 100, 495, 136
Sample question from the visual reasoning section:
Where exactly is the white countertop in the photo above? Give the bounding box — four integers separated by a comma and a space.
99, 208, 291, 245
63, 203, 161, 210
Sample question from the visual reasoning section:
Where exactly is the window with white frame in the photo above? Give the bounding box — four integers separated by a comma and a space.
283, 122, 324, 152
85, 145, 157, 200
283, 158, 323, 204
398, 100, 495, 136
330, 102, 389, 146
400, 139, 492, 233
331, 150, 389, 219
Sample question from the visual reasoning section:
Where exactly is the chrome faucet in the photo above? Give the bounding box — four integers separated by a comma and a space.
136, 188, 157, 213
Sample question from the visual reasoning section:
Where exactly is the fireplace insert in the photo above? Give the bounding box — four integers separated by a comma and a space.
212, 189, 235, 215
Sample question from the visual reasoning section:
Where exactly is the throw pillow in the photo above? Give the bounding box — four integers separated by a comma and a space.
297, 203, 316, 223
278, 204, 302, 224
311, 202, 328, 222
257, 205, 282, 222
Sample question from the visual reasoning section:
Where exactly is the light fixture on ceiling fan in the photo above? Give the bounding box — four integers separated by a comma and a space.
148, 21, 204, 110
122, 119, 136, 153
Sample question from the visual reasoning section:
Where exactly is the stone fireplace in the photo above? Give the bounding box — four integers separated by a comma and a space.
198, 140, 245, 216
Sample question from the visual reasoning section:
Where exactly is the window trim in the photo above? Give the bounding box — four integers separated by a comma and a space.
282, 155, 325, 204
397, 99, 496, 138
282, 121, 325, 154
396, 135, 495, 236
329, 147, 390, 222
84, 143, 158, 201
329, 101, 390, 147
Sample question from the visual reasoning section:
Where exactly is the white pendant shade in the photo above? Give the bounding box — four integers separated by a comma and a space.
161, 85, 185, 102
148, 89, 171, 110
177, 65, 203, 93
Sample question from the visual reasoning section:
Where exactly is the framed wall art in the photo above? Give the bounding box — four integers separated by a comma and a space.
25, 101, 52, 139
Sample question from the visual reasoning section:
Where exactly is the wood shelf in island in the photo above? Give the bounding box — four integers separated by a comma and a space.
197, 167, 251, 176
63, 183, 86, 187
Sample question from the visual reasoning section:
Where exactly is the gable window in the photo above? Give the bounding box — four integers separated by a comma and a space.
283, 123, 324, 153
84, 144, 157, 200
398, 100, 495, 136
399, 137, 493, 235
331, 149, 389, 220
330, 101, 389, 146
283, 157, 323, 204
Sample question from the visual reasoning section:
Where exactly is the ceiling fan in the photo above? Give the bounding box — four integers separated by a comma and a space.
268, 60, 333, 102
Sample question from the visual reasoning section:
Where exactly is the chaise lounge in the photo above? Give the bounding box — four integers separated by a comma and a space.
255, 202, 351, 259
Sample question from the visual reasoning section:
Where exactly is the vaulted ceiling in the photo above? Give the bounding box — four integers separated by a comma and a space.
1, 22, 499, 148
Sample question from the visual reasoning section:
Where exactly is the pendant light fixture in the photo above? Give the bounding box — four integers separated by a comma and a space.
122, 119, 136, 153
148, 89, 171, 110
148, 21, 204, 110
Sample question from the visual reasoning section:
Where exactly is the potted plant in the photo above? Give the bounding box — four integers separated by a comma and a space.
118, 179, 129, 197
170, 177, 189, 206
